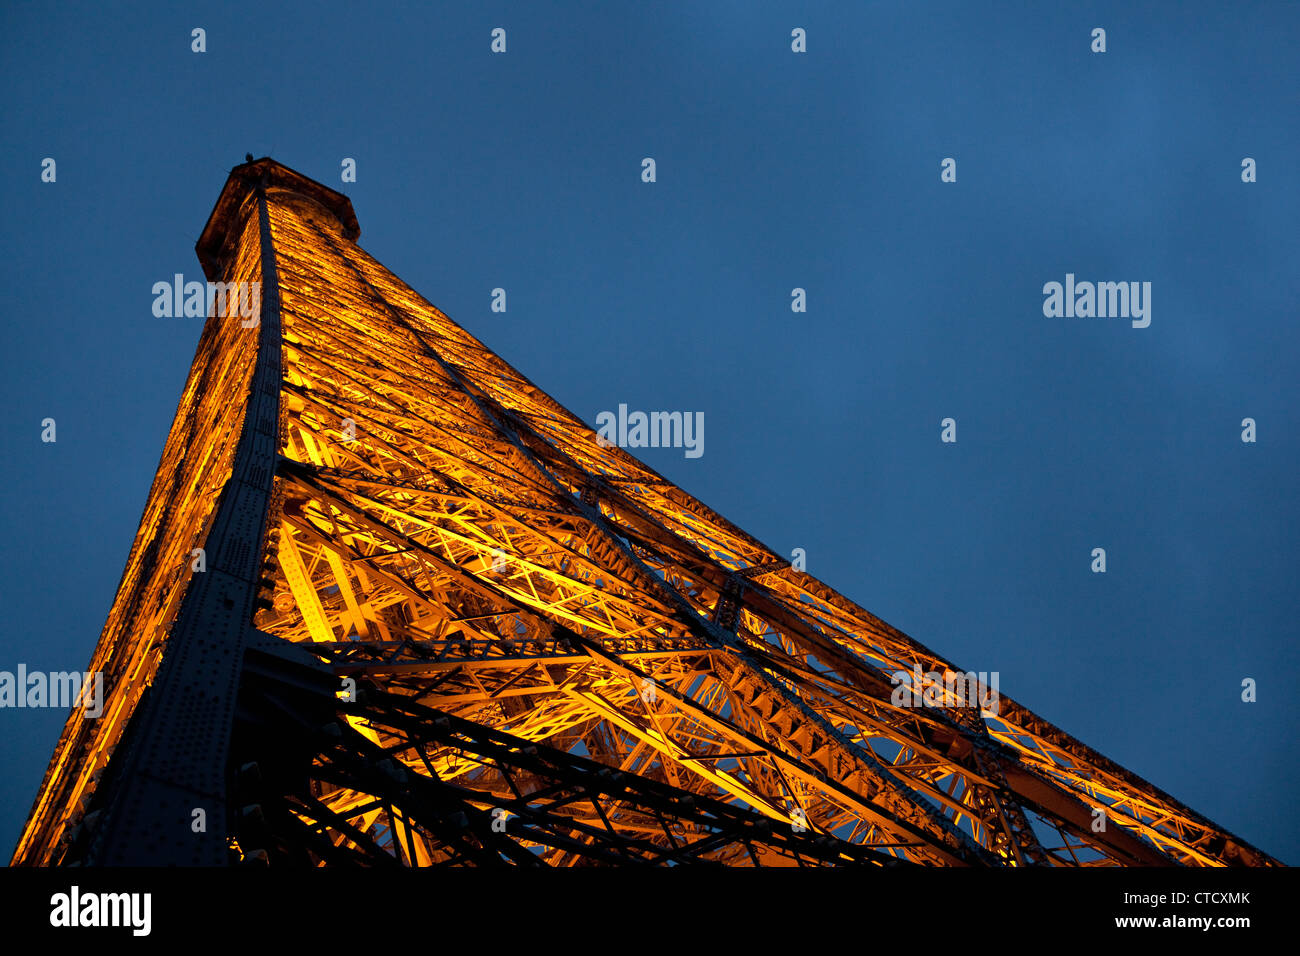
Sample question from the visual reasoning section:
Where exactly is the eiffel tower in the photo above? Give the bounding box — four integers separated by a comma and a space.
11, 158, 1278, 868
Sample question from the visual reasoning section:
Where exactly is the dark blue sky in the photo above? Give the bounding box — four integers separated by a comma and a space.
2, 1, 1296, 863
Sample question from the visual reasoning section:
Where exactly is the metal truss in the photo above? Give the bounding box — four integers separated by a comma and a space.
11, 158, 1280, 867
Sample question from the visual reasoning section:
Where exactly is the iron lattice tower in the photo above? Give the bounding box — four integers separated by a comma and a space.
11, 159, 1278, 868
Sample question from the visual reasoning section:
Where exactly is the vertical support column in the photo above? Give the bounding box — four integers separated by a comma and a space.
81, 183, 284, 865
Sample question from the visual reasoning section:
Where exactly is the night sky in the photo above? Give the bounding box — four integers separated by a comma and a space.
2, 2, 1296, 863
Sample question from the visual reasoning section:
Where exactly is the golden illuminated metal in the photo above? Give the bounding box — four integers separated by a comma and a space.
11, 159, 1279, 867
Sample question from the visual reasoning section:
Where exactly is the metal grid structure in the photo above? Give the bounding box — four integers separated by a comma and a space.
11, 159, 1279, 867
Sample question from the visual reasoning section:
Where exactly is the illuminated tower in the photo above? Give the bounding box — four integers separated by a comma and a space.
11, 159, 1278, 867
